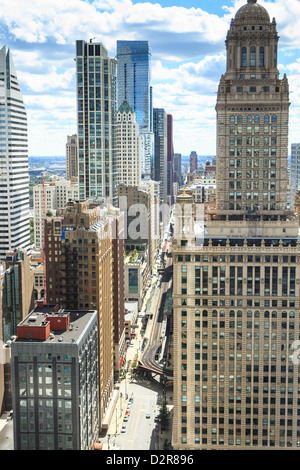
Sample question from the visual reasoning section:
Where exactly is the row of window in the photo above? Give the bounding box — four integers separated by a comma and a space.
241, 46, 265, 67
177, 255, 297, 263
229, 114, 277, 123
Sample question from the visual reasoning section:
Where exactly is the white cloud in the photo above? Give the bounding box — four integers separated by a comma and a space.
0, 0, 300, 156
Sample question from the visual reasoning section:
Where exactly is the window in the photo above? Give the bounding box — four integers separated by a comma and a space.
241, 47, 247, 67
250, 46, 256, 67
259, 46, 264, 67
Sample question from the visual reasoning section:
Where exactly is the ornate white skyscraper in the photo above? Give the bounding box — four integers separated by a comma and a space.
0, 46, 30, 259
116, 101, 141, 187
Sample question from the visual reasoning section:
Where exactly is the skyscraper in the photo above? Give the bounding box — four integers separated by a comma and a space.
44, 201, 117, 428
290, 143, 300, 209
117, 41, 154, 179
0, 46, 30, 259
173, 153, 182, 185
75, 40, 117, 204
153, 108, 168, 204
167, 114, 174, 205
66, 134, 78, 180
33, 178, 78, 249
172, 0, 300, 450
116, 100, 141, 187
189, 151, 198, 173
11, 305, 99, 450
216, 0, 289, 215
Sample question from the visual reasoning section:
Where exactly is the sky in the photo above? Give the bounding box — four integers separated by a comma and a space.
1, 0, 300, 157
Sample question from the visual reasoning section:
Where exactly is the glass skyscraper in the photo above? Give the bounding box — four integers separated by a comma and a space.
75, 40, 118, 205
117, 41, 154, 179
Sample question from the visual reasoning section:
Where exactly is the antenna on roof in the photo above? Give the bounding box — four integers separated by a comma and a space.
90, 37, 96, 43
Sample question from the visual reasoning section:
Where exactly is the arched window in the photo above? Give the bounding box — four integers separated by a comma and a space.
259, 46, 264, 67
254, 115, 260, 123
271, 115, 277, 123
241, 47, 247, 67
195, 309, 200, 317
230, 115, 235, 123
237, 115, 243, 123
247, 115, 252, 123
264, 115, 270, 123
250, 46, 256, 67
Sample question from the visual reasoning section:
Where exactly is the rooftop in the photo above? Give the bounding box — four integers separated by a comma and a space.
15, 303, 97, 344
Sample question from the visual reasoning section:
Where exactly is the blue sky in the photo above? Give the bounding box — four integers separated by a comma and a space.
1, 0, 300, 156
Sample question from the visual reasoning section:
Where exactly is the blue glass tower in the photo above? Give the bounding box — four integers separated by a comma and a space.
117, 41, 154, 179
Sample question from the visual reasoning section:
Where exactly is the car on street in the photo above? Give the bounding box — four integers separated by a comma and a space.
146, 412, 151, 419
121, 425, 127, 433
123, 416, 128, 422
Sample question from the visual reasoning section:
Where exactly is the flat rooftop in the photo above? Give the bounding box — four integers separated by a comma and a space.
15, 304, 97, 344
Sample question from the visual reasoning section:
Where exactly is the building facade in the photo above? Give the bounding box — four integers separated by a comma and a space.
76, 40, 117, 204
167, 114, 174, 205
0, 46, 30, 259
116, 101, 141, 187
66, 134, 78, 180
44, 200, 117, 428
216, 0, 289, 215
153, 108, 168, 204
172, 0, 300, 451
116, 40, 154, 180
0, 273, 4, 414
11, 305, 99, 450
1, 249, 34, 343
33, 178, 79, 249
189, 151, 198, 174
290, 143, 300, 210
173, 153, 182, 186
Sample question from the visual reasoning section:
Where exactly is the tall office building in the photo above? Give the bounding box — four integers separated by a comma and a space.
216, 0, 289, 215
117, 41, 154, 179
33, 178, 79, 249
172, 0, 300, 450
173, 153, 182, 185
11, 304, 99, 450
290, 143, 300, 210
189, 151, 198, 173
116, 101, 141, 187
44, 201, 116, 428
153, 108, 168, 204
0, 46, 30, 259
1, 249, 34, 343
167, 114, 174, 205
75, 40, 117, 204
66, 134, 78, 180
0, 273, 4, 415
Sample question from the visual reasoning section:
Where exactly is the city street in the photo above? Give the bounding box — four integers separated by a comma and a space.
101, 229, 173, 451
101, 379, 168, 451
